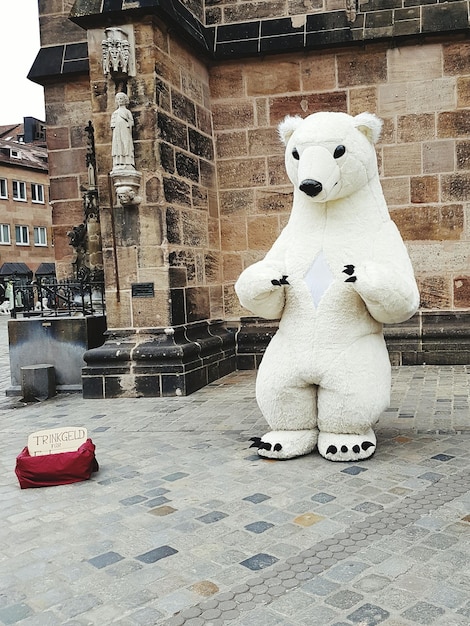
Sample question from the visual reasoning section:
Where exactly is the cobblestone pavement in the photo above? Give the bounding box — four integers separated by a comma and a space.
0, 316, 469, 625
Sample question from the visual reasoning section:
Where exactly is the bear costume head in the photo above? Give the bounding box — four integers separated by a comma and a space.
278, 111, 383, 204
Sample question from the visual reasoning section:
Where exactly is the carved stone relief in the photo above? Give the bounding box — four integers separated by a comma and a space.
102, 27, 135, 78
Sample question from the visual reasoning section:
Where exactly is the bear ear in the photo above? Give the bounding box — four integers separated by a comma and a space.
278, 115, 303, 145
353, 112, 383, 144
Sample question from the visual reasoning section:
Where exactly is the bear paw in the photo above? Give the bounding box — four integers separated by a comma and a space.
271, 275, 289, 286
317, 429, 376, 462
249, 430, 317, 460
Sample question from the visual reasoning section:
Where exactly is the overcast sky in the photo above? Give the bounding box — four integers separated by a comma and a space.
0, 0, 45, 125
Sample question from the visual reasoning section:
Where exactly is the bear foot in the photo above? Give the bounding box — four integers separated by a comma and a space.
250, 430, 318, 460
317, 429, 376, 462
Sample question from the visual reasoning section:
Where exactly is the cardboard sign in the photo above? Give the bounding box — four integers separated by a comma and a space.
27, 427, 88, 456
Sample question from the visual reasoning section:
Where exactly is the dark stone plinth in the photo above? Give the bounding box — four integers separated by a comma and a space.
235, 317, 279, 370
236, 312, 470, 369
385, 310, 470, 365
7, 316, 106, 395
82, 320, 236, 398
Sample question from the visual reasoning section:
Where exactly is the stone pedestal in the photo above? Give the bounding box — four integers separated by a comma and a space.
82, 320, 236, 398
7, 316, 107, 395
21, 364, 56, 401
110, 167, 142, 207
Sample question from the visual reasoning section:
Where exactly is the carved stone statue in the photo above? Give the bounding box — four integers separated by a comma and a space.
109, 93, 141, 207
120, 40, 130, 74
111, 92, 135, 169
67, 223, 87, 250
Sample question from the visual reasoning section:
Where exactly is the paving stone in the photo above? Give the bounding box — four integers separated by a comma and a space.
88, 551, 124, 569
135, 545, 178, 564
347, 602, 390, 624
0, 603, 34, 624
302, 576, 340, 596
401, 601, 446, 624
311, 492, 336, 503
244, 521, 274, 533
422, 533, 460, 550
326, 561, 370, 583
353, 574, 391, 593
241, 553, 279, 571
326, 589, 364, 609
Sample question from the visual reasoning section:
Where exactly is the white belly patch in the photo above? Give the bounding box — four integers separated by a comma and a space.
304, 252, 334, 307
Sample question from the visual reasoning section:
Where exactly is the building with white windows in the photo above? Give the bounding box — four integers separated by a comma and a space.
0, 117, 53, 296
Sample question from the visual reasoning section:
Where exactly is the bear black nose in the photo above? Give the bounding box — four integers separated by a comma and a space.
299, 179, 323, 197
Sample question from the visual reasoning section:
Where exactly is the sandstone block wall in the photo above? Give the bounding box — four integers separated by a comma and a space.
86, 17, 222, 330
210, 39, 470, 317
38, 1, 92, 281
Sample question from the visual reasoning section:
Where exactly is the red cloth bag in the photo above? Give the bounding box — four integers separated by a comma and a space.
15, 439, 99, 489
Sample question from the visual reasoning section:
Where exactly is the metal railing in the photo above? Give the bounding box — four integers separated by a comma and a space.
8, 279, 105, 318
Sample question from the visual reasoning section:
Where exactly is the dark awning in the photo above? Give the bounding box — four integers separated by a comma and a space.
35, 262, 56, 276
0, 262, 32, 276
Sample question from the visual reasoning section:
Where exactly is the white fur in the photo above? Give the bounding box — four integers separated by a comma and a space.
236, 111, 419, 461
353, 112, 383, 144
278, 115, 303, 145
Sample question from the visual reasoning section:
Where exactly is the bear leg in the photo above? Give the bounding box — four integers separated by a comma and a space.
251, 336, 319, 459
317, 429, 376, 462
250, 429, 318, 460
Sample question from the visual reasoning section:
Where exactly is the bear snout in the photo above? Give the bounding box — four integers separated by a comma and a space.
300, 179, 323, 197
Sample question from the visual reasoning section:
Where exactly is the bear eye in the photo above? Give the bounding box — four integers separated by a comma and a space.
334, 145, 346, 159
292, 148, 300, 160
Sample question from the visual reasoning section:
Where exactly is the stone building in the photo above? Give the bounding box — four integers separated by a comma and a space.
29, 0, 470, 397
0, 118, 53, 288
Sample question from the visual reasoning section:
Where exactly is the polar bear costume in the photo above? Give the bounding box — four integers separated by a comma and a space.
235, 111, 419, 462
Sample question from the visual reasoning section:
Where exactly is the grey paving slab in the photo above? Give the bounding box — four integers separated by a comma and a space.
0, 315, 469, 625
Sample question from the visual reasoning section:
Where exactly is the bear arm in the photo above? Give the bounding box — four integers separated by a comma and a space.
235, 261, 286, 319
352, 262, 419, 324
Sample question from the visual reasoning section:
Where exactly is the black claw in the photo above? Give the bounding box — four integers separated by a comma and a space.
343, 264, 355, 276
326, 445, 338, 455
344, 276, 357, 283
352, 444, 360, 453
341, 445, 348, 453
362, 441, 375, 451
273, 443, 282, 452
260, 442, 272, 451
271, 275, 289, 286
